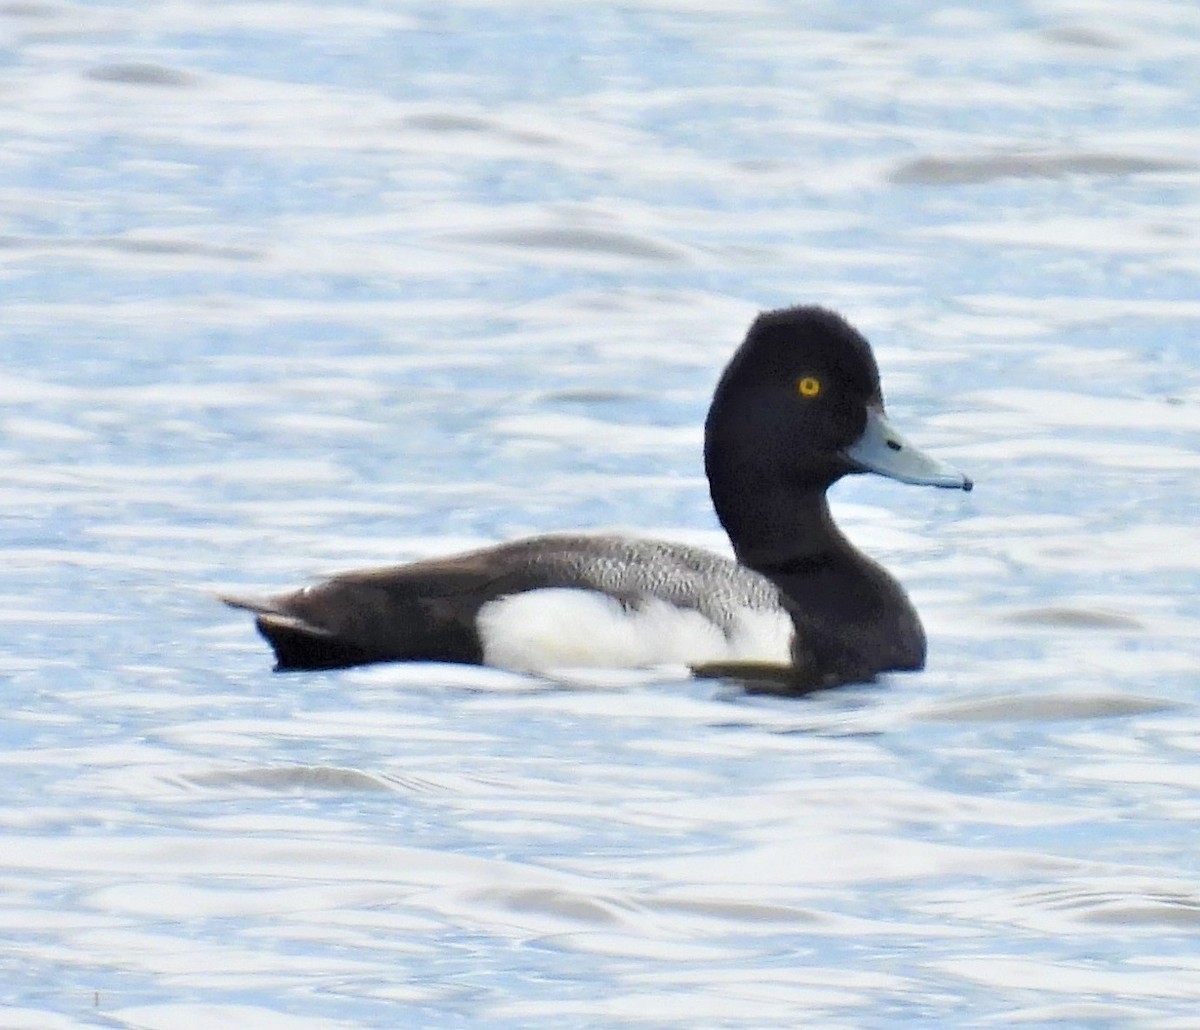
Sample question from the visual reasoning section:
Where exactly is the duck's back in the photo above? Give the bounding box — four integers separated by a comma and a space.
224, 534, 791, 672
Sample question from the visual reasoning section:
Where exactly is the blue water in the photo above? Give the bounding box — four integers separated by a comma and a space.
3, 1, 1200, 1027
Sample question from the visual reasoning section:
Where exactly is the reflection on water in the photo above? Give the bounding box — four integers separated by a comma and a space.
2, 0, 1199, 1026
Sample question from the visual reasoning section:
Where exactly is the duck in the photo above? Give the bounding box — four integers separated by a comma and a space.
223, 305, 971, 691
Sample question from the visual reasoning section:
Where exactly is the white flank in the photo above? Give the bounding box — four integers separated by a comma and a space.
477, 588, 792, 674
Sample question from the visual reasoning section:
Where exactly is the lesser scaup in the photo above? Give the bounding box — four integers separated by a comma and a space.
224, 306, 971, 690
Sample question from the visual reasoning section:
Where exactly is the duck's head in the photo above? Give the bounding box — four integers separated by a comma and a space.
704, 306, 971, 562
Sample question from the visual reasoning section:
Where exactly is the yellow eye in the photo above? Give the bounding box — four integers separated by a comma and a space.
796, 376, 822, 398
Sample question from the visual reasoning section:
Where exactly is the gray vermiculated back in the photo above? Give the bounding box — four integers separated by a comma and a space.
484, 534, 785, 632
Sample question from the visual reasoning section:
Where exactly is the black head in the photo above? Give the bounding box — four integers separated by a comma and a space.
704, 305, 969, 570
704, 306, 883, 498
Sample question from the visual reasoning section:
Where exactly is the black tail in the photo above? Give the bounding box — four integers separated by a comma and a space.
254, 615, 380, 672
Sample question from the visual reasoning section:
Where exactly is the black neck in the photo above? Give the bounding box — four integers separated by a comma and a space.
712, 479, 846, 575
711, 480, 926, 682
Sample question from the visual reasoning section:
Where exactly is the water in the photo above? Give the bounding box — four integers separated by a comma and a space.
3, 0, 1199, 1026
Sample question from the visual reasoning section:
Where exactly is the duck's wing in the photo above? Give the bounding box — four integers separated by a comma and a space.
222, 545, 560, 671
222, 534, 787, 673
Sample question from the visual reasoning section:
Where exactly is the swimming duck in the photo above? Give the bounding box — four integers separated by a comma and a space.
223, 305, 971, 690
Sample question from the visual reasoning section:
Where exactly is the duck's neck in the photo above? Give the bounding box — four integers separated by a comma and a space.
716, 482, 846, 573
715, 483, 926, 682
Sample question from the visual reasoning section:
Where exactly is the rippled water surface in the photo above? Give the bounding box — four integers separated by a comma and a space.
4, 1, 1200, 1027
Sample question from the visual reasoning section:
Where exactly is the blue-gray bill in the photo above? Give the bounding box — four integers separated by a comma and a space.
843, 405, 973, 491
